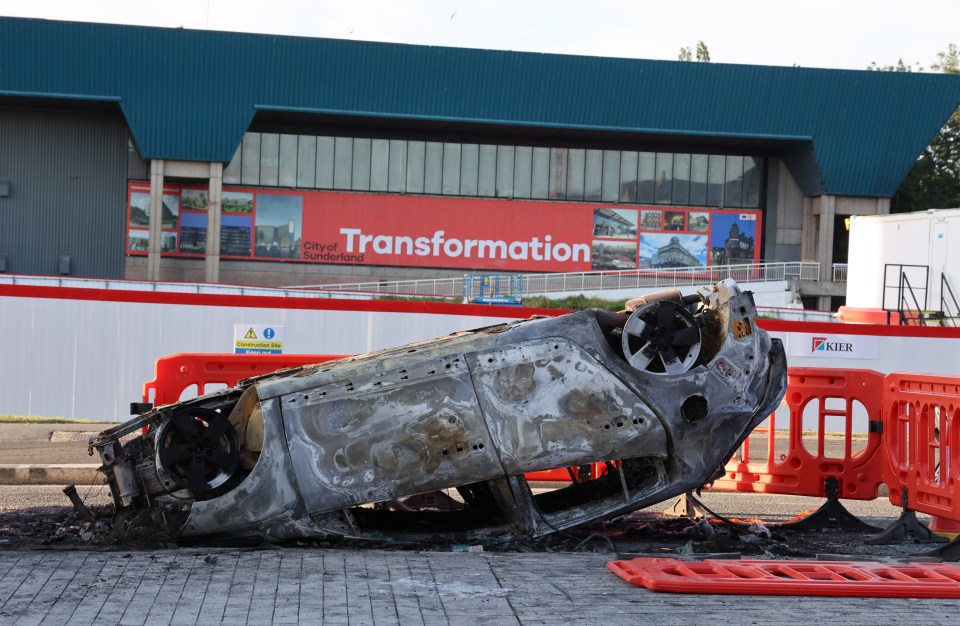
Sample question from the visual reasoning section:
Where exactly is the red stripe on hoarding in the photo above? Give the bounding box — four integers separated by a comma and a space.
757, 319, 960, 339
0, 284, 564, 319
5, 282, 960, 338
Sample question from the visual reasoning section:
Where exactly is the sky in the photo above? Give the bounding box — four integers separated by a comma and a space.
2, 0, 958, 71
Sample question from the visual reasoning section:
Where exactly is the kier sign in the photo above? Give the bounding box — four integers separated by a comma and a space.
788, 333, 880, 360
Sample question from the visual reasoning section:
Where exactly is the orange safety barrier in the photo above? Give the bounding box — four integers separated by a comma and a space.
710, 367, 886, 500
880, 373, 960, 523
606, 558, 960, 598
142, 353, 345, 407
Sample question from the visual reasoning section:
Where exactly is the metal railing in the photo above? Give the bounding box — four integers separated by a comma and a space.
940, 273, 960, 327
832, 263, 848, 282
0, 260, 819, 303
0, 274, 370, 300
292, 261, 820, 299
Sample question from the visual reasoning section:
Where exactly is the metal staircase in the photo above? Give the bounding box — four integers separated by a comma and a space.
883, 264, 960, 327
940, 273, 960, 327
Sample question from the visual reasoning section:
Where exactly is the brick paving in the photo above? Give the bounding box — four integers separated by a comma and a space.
1, 548, 959, 625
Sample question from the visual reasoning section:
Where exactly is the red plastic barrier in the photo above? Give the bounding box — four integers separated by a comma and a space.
710, 367, 886, 500
881, 373, 960, 523
607, 558, 960, 598
143, 353, 345, 407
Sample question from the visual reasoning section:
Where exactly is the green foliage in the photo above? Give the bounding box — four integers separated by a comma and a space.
678, 41, 710, 63
375, 294, 626, 310
375, 295, 454, 303
0, 415, 107, 424
933, 44, 960, 74
696, 41, 711, 63
521, 294, 627, 311
875, 45, 960, 212
867, 58, 922, 72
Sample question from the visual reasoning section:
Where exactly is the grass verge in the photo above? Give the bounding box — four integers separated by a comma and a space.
0, 415, 111, 424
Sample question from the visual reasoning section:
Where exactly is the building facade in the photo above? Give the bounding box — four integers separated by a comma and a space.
2, 18, 960, 308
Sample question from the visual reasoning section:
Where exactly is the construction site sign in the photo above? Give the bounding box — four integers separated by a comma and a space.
234, 324, 284, 354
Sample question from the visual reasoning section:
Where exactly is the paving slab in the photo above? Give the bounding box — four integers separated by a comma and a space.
2, 548, 959, 625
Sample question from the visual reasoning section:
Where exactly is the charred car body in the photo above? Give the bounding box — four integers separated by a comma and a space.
91, 279, 787, 544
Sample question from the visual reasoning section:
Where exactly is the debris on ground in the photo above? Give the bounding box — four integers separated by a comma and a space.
0, 503, 938, 562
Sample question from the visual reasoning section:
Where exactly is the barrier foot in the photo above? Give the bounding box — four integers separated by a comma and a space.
921, 536, 960, 562
662, 491, 707, 519
778, 477, 882, 532
865, 488, 948, 545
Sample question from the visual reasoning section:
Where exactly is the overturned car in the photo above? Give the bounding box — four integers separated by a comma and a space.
91, 279, 786, 544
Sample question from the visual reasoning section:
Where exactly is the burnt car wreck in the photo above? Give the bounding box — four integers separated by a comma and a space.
91, 279, 787, 545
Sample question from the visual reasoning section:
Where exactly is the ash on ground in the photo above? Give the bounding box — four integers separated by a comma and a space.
0, 505, 948, 562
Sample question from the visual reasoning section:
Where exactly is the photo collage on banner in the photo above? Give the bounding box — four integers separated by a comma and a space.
591, 208, 639, 270
127, 183, 760, 272
593, 207, 759, 271
127, 187, 180, 254
126, 184, 303, 261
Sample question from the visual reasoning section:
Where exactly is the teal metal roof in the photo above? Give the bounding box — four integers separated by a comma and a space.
2, 17, 960, 197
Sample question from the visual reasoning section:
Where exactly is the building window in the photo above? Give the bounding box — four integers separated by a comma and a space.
673, 153, 691, 205
583, 149, 602, 201
352, 138, 371, 191
725, 155, 744, 208
388, 140, 407, 193
370, 139, 390, 192
296, 136, 316, 188
654, 152, 673, 204
601, 150, 620, 203
259, 133, 280, 187
232, 131, 765, 211
406, 141, 425, 193
689, 154, 708, 206
316, 137, 335, 189
638, 152, 656, 204
707, 154, 725, 207
333, 137, 353, 189
424, 142, 443, 194
460, 144, 479, 196
478, 144, 497, 197
278, 134, 298, 187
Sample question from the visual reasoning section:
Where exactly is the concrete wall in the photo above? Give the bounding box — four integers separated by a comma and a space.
770, 159, 805, 262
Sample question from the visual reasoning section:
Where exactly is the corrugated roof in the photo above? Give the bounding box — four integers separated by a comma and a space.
2, 17, 959, 197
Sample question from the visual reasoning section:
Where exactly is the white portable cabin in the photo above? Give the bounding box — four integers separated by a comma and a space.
846, 209, 960, 315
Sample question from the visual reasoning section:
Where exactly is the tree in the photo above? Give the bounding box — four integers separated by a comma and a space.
866, 58, 921, 72
678, 41, 710, 63
878, 45, 960, 212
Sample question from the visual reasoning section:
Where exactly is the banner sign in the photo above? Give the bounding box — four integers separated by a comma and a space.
127, 183, 762, 273
786, 333, 881, 360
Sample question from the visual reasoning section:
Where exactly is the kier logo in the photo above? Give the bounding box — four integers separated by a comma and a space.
811, 336, 854, 352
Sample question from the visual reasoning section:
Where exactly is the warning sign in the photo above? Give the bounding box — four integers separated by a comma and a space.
234, 324, 284, 354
